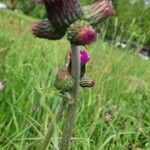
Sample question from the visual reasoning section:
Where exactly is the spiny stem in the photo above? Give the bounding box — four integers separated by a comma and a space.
40, 100, 66, 150
59, 44, 80, 150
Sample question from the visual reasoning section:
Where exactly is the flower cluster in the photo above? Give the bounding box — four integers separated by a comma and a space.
32, 0, 114, 91
33, 0, 114, 45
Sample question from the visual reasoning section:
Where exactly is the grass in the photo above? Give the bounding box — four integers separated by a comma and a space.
0, 9, 150, 150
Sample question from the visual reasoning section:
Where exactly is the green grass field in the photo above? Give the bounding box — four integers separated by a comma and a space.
0, 10, 150, 150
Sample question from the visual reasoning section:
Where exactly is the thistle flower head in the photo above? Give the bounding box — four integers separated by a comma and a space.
83, 0, 114, 26
80, 50, 90, 64
80, 76, 95, 88
100, 0, 114, 16
67, 20, 97, 45
68, 49, 90, 65
58, 70, 71, 79
40, 0, 82, 28
54, 70, 74, 92
31, 19, 65, 40
78, 26, 97, 45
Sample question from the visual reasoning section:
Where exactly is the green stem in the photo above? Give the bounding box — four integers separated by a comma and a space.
59, 44, 80, 150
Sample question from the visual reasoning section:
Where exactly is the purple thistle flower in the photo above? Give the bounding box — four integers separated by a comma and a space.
69, 49, 90, 65
66, 49, 90, 78
80, 50, 90, 64
79, 26, 97, 45
67, 20, 97, 45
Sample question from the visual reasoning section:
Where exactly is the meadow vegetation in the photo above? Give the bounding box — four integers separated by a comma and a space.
0, 4, 150, 150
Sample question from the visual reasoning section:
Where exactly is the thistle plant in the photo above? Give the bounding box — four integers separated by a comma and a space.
32, 0, 114, 149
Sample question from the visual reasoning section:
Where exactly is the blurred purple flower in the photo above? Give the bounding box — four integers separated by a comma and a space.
105, 113, 113, 121
0, 81, 4, 92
